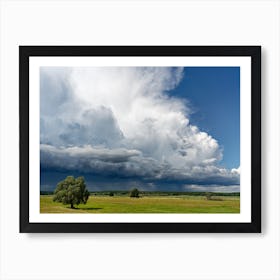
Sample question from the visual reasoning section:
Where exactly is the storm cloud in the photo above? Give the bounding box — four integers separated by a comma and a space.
40, 67, 240, 191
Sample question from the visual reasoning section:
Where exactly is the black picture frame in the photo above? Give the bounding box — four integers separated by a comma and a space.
20, 46, 261, 233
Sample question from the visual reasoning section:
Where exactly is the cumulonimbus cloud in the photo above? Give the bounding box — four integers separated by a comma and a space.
40, 67, 239, 188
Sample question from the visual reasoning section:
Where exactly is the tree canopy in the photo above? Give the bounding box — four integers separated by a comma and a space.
53, 176, 90, 208
130, 188, 140, 198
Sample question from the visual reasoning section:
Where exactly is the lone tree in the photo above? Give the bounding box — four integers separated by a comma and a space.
53, 176, 90, 209
130, 188, 140, 198
205, 192, 213, 200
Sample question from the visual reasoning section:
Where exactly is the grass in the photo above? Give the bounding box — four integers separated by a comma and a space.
40, 195, 240, 214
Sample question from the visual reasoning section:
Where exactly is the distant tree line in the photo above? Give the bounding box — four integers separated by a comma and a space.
88, 191, 240, 197
41, 189, 240, 198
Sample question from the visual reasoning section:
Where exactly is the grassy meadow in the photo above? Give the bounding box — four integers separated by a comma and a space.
40, 193, 240, 214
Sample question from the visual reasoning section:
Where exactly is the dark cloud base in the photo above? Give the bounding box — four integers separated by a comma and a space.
40, 170, 240, 193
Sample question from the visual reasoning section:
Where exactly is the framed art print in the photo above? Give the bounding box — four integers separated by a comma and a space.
19, 46, 261, 233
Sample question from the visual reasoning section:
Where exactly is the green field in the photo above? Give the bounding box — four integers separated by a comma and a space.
40, 194, 240, 213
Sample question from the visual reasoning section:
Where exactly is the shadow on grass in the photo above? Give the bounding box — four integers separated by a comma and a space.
81, 207, 103, 211
65, 207, 103, 211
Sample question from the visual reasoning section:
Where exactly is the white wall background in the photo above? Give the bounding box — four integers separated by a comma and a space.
0, 0, 279, 279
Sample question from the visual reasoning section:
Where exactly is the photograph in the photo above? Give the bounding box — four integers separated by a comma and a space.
20, 46, 261, 232
2, 0, 277, 279
40, 66, 241, 214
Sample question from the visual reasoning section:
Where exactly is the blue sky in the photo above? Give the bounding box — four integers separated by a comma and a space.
40, 66, 240, 192
171, 67, 240, 169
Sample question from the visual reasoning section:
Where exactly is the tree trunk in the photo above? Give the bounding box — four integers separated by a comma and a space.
71, 202, 74, 209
